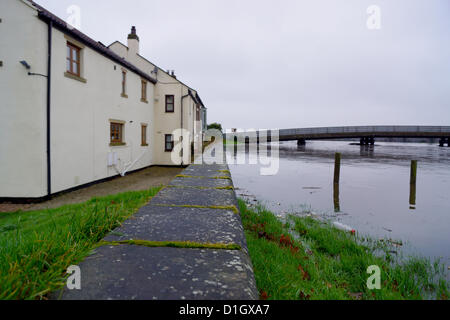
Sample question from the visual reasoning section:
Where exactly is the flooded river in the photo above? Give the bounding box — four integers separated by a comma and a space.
227, 140, 450, 271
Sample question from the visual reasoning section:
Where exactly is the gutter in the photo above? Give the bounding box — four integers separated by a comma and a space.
46, 20, 53, 198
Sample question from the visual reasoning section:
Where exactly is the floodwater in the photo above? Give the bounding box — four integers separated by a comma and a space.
227, 141, 450, 270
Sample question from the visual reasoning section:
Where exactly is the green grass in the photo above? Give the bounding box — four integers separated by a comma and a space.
0, 187, 161, 300
239, 199, 449, 300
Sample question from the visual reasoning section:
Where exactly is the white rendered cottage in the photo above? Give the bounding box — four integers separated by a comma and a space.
0, 0, 207, 201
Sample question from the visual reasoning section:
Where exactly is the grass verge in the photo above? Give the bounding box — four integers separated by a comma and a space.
239, 199, 449, 300
0, 187, 161, 300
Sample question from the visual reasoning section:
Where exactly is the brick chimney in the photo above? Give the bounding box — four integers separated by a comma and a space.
127, 26, 139, 56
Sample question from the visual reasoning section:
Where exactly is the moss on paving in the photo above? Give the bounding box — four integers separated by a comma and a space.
176, 175, 232, 180
215, 186, 235, 190
154, 204, 239, 215
239, 199, 449, 300
165, 185, 234, 191
213, 176, 232, 180
98, 239, 241, 250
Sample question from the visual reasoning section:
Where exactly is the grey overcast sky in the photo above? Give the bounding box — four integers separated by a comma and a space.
37, 0, 450, 130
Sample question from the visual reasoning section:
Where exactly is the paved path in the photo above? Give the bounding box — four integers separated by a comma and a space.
54, 163, 258, 300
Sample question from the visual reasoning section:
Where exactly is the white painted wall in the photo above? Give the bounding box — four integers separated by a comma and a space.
0, 0, 48, 198
50, 32, 155, 194
0, 1, 206, 198
108, 41, 204, 165
0, 0, 155, 198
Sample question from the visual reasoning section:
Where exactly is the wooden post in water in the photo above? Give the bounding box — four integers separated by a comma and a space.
409, 160, 417, 209
334, 153, 341, 184
333, 153, 342, 212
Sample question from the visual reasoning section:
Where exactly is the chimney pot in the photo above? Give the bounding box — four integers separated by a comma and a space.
127, 26, 140, 55
128, 26, 139, 41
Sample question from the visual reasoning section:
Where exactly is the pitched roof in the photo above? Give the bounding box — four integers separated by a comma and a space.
195, 93, 206, 108
30, 1, 156, 84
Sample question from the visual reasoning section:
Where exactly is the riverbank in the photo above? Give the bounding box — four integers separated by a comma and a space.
1, 174, 447, 300
229, 140, 450, 277
239, 199, 449, 300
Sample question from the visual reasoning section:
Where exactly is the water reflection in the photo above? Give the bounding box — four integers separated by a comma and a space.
360, 145, 375, 158
277, 140, 450, 169
333, 183, 340, 212
409, 183, 416, 210
228, 140, 450, 269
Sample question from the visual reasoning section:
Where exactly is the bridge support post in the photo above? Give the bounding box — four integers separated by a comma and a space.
439, 138, 445, 147
297, 138, 306, 146
360, 137, 371, 145
267, 130, 272, 144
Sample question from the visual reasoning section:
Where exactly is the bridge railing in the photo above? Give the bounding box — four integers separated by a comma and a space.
278, 126, 450, 136
226, 126, 450, 140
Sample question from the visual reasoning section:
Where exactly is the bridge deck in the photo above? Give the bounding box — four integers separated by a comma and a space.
227, 126, 450, 141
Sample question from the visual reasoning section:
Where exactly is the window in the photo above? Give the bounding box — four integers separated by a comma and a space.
165, 95, 174, 113
141, 124, 148, 146
66, 42, 81, 76
165, 134, 174, 152
121, 70, 127, 97
141, 80, 147, 102
110, 122, 124, 145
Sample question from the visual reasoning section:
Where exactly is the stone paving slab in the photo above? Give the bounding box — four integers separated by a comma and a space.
182, 165, 230, 178
170, 176, 233, 188
150, 186, 237, 207
54, 245, 257, 300
103, 205, 247, 248
55, 162, 257, 300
